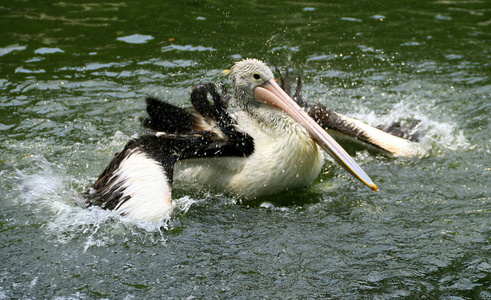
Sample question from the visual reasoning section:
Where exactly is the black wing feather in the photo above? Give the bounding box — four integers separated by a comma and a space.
142, 97, 197, 134
86, 83, 254, 210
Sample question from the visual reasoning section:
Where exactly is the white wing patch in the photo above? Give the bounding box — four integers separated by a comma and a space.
339, 115, 425, 157
108, 149, 172, 221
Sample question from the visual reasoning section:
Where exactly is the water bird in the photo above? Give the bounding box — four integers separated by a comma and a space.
85, 59, 419, 221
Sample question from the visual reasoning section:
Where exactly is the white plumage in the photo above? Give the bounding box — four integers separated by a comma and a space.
109, 150, 172, 221
174, 109, 324, 199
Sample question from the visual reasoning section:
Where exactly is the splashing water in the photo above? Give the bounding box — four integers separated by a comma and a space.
348, 98, 470, 157
14, 155, 203, 251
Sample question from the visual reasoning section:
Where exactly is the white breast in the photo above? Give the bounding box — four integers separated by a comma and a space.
173, 110, 324, 200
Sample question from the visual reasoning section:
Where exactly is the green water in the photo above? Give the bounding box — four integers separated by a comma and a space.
1, 0, 490, 299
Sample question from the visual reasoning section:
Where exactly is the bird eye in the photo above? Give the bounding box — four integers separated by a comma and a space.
251, 72, 262, 82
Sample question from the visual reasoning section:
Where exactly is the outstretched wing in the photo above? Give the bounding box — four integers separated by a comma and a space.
303, 102, 423, 157
276, 68, 423, 157
85, 83, 254, 221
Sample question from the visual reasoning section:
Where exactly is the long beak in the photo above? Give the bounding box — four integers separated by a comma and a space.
254, 79, 378, 192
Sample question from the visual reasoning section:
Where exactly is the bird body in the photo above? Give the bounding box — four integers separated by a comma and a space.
174, 109, 324, 199
85, 59, 385, 221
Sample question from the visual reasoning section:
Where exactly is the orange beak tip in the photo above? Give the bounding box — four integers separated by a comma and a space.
256, 79, 378, 194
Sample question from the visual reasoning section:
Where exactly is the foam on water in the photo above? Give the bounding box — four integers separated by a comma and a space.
15, 155, 69, 205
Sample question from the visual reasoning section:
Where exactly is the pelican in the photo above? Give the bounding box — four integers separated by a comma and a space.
85, 59, 379, 221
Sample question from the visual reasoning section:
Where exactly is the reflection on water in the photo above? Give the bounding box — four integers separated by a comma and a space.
1, 0, 490, 298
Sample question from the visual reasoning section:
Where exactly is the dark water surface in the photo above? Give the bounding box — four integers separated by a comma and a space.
1, 1, 490, 299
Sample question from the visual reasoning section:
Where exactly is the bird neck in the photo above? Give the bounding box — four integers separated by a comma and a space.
245, 102, 309, 137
